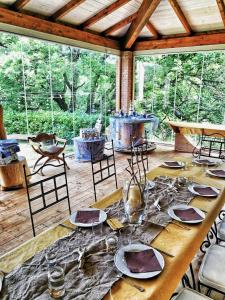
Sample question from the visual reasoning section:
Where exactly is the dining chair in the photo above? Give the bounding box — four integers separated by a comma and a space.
198, 244, 225, 297
23, 154, 71, 236
130, 139, 149, 172
192, 132, 225, 160
217, 216, 225, 242
91, 140, 118, 202
172, 288, 212, 299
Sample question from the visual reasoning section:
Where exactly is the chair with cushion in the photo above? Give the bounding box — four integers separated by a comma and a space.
28, 133, 69, 175
172, 288, 212, 300
198, 244, 225, 296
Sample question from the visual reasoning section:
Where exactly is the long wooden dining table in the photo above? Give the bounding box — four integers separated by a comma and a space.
1, 156, 225, 300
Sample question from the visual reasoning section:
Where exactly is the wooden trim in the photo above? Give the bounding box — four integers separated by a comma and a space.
168, 0, 192, 34
103, 12, 137, 36
216, 0, 225, 26
81, 0, 131, 29
0, 7, 120, 50
133, 31, 225, 51
146, 21, 159, 38
13, 0, 31, 10
50, 0, 85, 20
123, 0, 161, 49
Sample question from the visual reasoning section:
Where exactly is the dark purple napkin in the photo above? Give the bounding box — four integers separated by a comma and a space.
75, 210, 100, 223
193, 186, 218, 197
164, 161, 181, 167
124, 249, 162, 273
210, 170, 225, 177
174, 208, 203, 221
195, 159, 214, 165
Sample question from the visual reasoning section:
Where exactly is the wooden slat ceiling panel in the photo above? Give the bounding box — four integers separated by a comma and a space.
20, 0, 71, 16
150, 0, 186, 35
139, 25, 152, 37
0, 0, 15, 5
110, 23, 131, 37
60, 0, 116, 26
177, 0, 224, 32
89, 0, 141, 32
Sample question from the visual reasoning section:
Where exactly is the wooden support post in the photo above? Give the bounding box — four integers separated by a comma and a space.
0, 105, 7, 140
116, 51, 134, 113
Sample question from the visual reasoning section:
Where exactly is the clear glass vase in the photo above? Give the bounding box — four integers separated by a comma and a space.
123, 181, 145, 225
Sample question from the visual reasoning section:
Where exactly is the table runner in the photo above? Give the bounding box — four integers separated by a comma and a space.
2, 226, 121, 300
1, 176, 195, 300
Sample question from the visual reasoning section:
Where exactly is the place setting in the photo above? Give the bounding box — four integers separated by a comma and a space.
192, 158, 218, 166
188, 183, 220, 198
161, 160, 185, 169
206, 169, 225, 178
168, 204, 205, 224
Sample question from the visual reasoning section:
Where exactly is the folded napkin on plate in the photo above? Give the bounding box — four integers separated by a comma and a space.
174, 208, 203, 221
164, 161, 181, 167
75, 210, 100, 223
193, 186, 218, 197
124, 249, 162, 273
210, 170, 225, 177
195, 159, 213, 164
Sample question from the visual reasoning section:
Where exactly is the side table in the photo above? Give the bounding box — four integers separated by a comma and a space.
0, 156, 30, 191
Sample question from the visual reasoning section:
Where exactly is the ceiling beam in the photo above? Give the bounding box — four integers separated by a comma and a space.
168, 0, 192, 34
103, 12, 137, 36
216, 0, 225, 26
146, 21, 159, 38
133, 31, 225, 51
50, 0, 85, 20
81, 0, 131, 29
13, 0, 31, 11
0, 7, 120, 50
123, 0, 161, 49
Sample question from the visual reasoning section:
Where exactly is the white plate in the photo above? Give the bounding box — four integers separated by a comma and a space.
145, 180, 156, 190
188, 184, 219, 197
69, 208, 107, 227
162, 161, 184, 168
193, 158, 217, 166
168, 204, 205, 224
114, 243, 165, 279
206, 169, 225, 178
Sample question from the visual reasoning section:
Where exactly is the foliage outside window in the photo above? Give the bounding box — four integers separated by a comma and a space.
135, 52, 225, 142
0, 32, 117, 144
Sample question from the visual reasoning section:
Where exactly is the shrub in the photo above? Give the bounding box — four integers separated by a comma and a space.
4, 110, 108, 143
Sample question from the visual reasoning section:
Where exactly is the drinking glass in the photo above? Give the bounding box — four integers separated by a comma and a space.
48, 265, 65, 299
45, 251, 57, 269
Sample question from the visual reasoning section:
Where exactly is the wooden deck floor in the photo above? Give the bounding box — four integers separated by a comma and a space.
0, 145, 192, 256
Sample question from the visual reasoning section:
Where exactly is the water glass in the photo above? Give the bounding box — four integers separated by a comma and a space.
48, 265, 65, 299
45, 251, 57, 269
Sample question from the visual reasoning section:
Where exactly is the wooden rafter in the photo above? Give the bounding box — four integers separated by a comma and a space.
146, 21, 159, 38
81, 0, 131, 29
13, 0, 31, 10
50, 0, 85, 20
0, 7, 120, 50
103, 12, 138, 36
216, 0, 225, 26
124, 0, 161, 49
168, 0, 192, 34
133, 31, 225, 51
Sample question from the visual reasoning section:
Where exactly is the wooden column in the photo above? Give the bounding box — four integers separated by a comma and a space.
116, 51, 134, 113
0, 105, 7, 139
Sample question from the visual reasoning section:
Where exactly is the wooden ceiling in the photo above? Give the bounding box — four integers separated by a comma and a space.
0, 0, 225, 52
